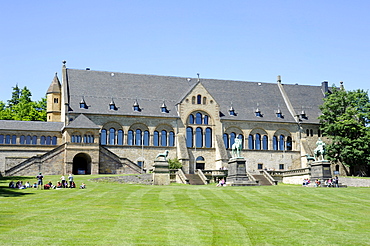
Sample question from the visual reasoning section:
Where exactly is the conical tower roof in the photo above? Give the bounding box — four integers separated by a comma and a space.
47, 73, 61, 94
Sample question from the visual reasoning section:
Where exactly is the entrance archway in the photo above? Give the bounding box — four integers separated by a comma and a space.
72, 153, 92, 175
196, 156, 205, 170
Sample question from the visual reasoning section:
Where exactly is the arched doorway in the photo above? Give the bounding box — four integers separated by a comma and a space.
72, 153, 92, 175
196, 156, 205, 170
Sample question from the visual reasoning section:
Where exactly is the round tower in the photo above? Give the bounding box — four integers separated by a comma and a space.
46, 73, 62, 122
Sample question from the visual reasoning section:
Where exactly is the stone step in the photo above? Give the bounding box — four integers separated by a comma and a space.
252, 175, 273, 186
185, 174, 205, 185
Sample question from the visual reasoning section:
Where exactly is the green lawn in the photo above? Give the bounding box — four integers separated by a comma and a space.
1, 175, 369, 246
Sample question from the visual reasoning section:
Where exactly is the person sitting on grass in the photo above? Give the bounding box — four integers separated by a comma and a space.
8, 181, 15, 188
80, 183, 86, 189
70, 181, 76, 188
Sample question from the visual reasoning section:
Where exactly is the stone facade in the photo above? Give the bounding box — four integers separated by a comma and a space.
0, 62, 337, 177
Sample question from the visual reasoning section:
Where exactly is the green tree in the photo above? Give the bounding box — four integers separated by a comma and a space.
168, 157, 182, 169
319, 86, 370, 176
0, 85, 46, 121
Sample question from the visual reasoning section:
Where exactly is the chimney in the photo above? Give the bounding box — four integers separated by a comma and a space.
277, 75, 281, 84
322, 81, 329, 96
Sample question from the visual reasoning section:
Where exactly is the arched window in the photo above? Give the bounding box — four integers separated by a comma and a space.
5, 135, 10, 144
310, 129, 313, 137
52, 136, 57, 145
196, 112, 202, 124
26, 135, 31, 144
273, 136, 278, 150
306, 129, 309, 137
248, 134, 254, 150
169, 131, 175, 147
153, 131, 159, 146
203, 97, 207, 105
100, 129, 107, 145
230, 132, 236, 148
286, 136, 292, 151
205, 128, 212, 148
262, 135, 268, 150
0, 135, 4, 144
204, 115, 209, 125
186, 127, 193, 147
109, 128, 116, 145
189, 114, 194, 124
32, 135, 37, 145
127, 130, 134, 145
223, 133, 229, 149
255, 133, 261, 150
135, 129, 142, 146
143, 130, 149, 146
279, 135, 285, 151
12, 135, 17, 144
192, 96, 195, 104
196, 127, 203, 148
20, 135, 25, 144
46, 136, 51, 145
238, 134, 244, 149
161, 130, 167, 146
117, 130, 123, 145
197, 95, 202, 104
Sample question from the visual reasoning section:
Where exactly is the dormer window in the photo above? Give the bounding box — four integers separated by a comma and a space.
133, 99, 141, 112
161, 101, 168, 113
276, 109, 283, 118
109, 98, 117, 110
255, 108, 262, 117
300, 110, 307, 119
80, 97, 88, 109
229, 105, 236, 116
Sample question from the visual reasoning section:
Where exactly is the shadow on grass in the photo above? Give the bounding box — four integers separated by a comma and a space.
0, 187, 35, 197
0, 176, 36, 197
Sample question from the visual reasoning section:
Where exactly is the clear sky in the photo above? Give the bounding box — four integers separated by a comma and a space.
1, 0, 369, 102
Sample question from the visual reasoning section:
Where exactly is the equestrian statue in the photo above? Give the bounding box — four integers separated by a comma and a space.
231, 138, 243, 158
314, 138, 326, 161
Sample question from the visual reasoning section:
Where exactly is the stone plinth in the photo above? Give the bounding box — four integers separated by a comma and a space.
310, 160, 332, 180
153, 159, 170, 185
226, 158, 257, 186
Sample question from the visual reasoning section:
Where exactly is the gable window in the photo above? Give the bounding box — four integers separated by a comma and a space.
205, 128, 212, 148
189, 114, 194, 124
186, 127, 193, 147
197, 95, 202, 104
192, 96, 195, 104
196, 112, 202, 124
196, 127, 203, 148
204, 115, 209, 125
203, 97, 207, 105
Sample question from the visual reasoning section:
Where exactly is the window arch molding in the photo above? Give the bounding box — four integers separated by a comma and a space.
187, 110, 212, 126
154, 123, 175, 147
224, 127, 244, 149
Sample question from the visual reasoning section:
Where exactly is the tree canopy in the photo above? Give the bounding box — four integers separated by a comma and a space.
319, 86, 370, 175
0, 85, 46, 121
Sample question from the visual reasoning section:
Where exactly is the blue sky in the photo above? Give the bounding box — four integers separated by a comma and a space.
1, 0, 369, 102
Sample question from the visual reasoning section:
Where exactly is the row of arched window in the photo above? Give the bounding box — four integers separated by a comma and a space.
100, 128, 175, 147
189, 112, 209, 125
306, 129, 321, 137
0, 134, 58, 145
71, 134, 95, 143
192, 94, 207, 105
186, 127, 212, 148
223, 133, 293, 151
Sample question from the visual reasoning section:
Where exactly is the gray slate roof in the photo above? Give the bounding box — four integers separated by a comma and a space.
65, 69, 324, 123
64, 114, 100, 129
0, 120, 63, 132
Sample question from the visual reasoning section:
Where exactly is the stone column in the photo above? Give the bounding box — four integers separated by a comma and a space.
153, 159, 170, 185
227, 157, 257, 186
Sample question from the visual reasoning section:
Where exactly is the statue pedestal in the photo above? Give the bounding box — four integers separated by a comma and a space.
153, 159, 170, 185
226, 158, 257, 186
310, 160, 332, 180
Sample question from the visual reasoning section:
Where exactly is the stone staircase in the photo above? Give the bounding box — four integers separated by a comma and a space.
252, 174, 273, 186
185, 174, 205, 185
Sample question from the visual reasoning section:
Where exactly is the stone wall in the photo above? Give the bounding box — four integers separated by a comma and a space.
338, 177, 370, 187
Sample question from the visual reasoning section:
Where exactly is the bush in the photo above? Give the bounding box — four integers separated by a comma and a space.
168, 157, 182, 169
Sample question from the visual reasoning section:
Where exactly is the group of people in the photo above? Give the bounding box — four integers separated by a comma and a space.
216, 178, 226, 187
8, 172, 86, 190
302, 176, 339, 187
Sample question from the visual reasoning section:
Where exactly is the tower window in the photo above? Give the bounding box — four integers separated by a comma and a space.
54, 98, 58, 103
